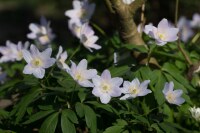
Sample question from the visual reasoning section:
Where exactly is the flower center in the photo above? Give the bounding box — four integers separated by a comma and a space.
17, 51, 23, 60
79, 9, 87, 19
101, 83, 111, 93
158, 33, 166, 40
129, 86, 139, 95
75, 73, 84, 81
166, 92, 175, 103
31, 58, 43, 68
39, 35, 50, 44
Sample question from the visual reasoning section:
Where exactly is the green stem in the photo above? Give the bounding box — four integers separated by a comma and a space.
70, 83, 77, 104
67, 44, 81, 64
146, 45, 156, 66
91, 22, 107, 37
153, 51, 184, 61
174, 0, 192, 66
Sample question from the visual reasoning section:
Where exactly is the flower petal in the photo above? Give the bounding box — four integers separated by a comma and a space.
100, 94, 111, 104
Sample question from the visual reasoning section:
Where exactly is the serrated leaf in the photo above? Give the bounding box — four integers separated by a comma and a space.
23, 110, 55, 124
39, 112, 59, 133
61, 110, 76, 133
83, 105, 97, 133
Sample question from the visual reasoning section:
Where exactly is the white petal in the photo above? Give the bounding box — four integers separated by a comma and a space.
92, 76, 102, 87
110, 87, 122, 97
43, 58, 56, 68
111, 77, 123, 87
22, 50, 33, 63
173, 89, 183, 97
33, 68, 45, 79
56, 46, 63, 59
27, 33, 37, 39
82, 69, 97, 79
41, 48, 52, 59
30, 45, 40, 57
101, 69, 111, 80
120, 95, 131, 100
77, 59, 88, 71
163, 81, 174, 95
79, 80, 94, 87
23, 64, 34, 74
158, 18, 169, 31
100, 94, 111, 104
139, 80, 150, 90
173, 97, 185, 106
92, 87, 102, 97
29, 23, 40, 33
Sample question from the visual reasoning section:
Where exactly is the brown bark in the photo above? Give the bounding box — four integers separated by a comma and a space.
106, 0, 145, 45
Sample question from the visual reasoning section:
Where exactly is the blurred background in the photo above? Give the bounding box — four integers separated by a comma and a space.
0, 0, 199, 45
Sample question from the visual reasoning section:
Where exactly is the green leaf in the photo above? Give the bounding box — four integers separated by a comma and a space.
123, 44, 148, 53
61, 110, 76, 133
109, 66, 130, 77
83, 105, 97, 133
163, 104, 173, 122
78, 91, 87, 103
39, 112, 59, 133
153, 71, 166, 105
86, 101, 115, 113
0, 79, 20, 92
103, 126, 124, 133
151, 123, 164, 133
23, 75, 39, 86
62, 109, 78, 124
15, 88, 41, 123
158, 122, 179, 133
38, 105, 54, 110
162, 63, 195, 92
75, 102, 84, 118
23, 110, 55, 124
0, 109, 9, 119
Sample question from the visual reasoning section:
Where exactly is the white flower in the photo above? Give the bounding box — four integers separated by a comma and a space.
68, 59, 97, 87
144, 18, 179, 46
27, 17, 55, 45
178, 17, 194, 42
0, 67, 6, 84
80, 23, 101, 52
190, 13, 200, 28
189, 106, 200, 121
0, 41, 16, 63
0, 41, 29, 62
92, 69, 123, 104
65, 0, 95, 23
122, 0, 135, 5
22, 45, 56, 79
162, 81, 185, 106
13, 41, 30, 61
68, 19, 82, 38
120, 78, 151, 100
56, 46, 70, 71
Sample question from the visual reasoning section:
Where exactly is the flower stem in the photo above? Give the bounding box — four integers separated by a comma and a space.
67, 44, 81, 64
70, 83, 77, 104
174, 0, 192, 66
